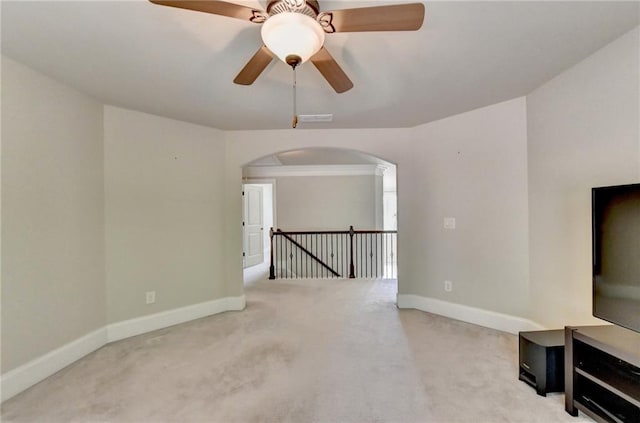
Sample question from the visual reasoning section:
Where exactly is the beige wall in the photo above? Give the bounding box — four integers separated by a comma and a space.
104, 106, 226, 323
225, 96, 531, 318
527, 26, 640, 328
275, 175, 379, 231
406, 98, 530, 316
0, 62, 230, 378
1, 57, 105, 372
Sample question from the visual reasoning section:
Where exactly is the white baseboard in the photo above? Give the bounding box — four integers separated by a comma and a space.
107, 295, 246, 342
1, 328, 108, 402
1, 295, 245, 403
397, 294, 545, 334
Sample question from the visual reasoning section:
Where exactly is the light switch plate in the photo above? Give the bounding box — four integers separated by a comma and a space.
444, 217, 456, 229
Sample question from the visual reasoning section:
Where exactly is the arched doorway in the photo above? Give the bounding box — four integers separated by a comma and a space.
241, 147, 398, 284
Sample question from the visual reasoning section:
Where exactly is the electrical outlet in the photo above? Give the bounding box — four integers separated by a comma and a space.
444, 217, 456, 229
444, 280, 453, 292
145, 291, 156, 304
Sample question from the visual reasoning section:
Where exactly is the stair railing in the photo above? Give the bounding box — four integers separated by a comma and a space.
269, 226, 397, 280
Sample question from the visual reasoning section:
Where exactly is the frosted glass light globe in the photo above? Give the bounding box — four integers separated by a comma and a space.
261, 12, 325, 66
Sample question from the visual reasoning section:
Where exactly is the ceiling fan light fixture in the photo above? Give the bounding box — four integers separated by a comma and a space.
261, 12, 325, 66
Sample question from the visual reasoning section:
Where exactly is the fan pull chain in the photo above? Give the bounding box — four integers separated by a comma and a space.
292, 66, 298, 128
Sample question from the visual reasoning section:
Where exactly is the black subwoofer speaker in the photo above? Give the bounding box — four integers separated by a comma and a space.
518, 329, 565, 396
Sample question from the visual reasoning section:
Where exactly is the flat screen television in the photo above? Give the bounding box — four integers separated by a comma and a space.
592, 183, 640, 333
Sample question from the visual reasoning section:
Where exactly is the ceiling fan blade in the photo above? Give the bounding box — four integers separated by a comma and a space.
319, 3, 425, 33
234, 46, 274, 85
310, 47, 353, 94
149, 1, 266, 22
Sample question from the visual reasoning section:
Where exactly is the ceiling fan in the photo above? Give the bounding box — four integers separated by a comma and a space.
149, 0, 425, 94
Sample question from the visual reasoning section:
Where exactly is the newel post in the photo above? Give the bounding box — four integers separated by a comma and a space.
348, 225, 356, 279
268, 227, 276, 280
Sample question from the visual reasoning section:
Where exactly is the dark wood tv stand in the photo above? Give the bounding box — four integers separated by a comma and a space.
564, 325, 640, 422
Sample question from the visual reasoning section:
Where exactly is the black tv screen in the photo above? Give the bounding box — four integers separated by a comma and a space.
592, 183, 640, 333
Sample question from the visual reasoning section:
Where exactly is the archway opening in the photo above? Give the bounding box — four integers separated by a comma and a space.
241, 147, 398, 285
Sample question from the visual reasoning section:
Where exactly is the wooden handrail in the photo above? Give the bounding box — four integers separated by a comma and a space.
272, 229, 397, 235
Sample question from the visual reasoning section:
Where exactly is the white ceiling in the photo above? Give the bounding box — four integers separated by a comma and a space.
2, 1, 638, 131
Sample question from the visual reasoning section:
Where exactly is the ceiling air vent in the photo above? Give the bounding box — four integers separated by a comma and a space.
298, 114, 333, 123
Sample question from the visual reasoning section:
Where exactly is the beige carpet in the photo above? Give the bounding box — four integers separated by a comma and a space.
2, 266, 591, 422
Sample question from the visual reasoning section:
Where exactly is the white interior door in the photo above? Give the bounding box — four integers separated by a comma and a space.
243, 185, 264, 268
